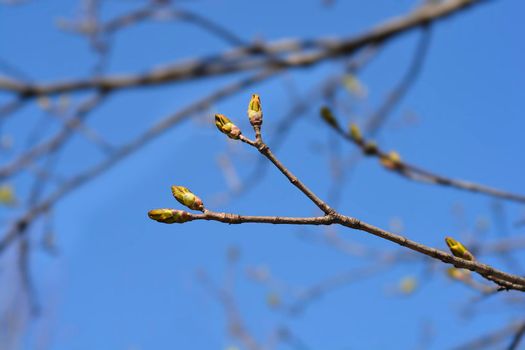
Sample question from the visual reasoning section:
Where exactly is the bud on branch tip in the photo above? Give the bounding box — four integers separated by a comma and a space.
148, 209, 191, 224
171, 186, 204, 211
215, 114, 242, 140
247, 94, 263, 127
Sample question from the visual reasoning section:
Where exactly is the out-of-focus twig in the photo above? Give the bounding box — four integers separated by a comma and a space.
507, 321, 525, 350
321, 109, 525, 204
0, 0, 485, 97
198, 249, 263, 350
326, 26, 431, 207
0, 93, 107, 181
453, 320, 525, 350
0, 69, 280, 254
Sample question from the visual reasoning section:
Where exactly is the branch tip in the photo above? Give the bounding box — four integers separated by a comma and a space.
171, 186, 205, 211
215, 113, 242, 140
148, 208, 192, 224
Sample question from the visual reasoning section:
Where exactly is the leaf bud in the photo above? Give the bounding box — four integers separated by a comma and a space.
445, 236, 475, 261
380, 151, 402, 170
148, 208, 192, 224
171, 186, 204, 211
320, 106, 340, 130
349, 123, 362, 143
247, 94, 263, 127
215, 114, 242, 140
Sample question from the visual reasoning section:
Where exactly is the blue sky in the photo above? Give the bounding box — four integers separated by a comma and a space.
1, 0, 525, 349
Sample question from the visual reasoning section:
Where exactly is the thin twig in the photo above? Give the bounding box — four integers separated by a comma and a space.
364, 25, 432, 137
323, 113, 525, 204
198, 253, 263, 350
0, 93, 107, 181
453, 321, 525, 350
163, 206, 525, 292
507, 321, 525, 350
325, 27, 431, 207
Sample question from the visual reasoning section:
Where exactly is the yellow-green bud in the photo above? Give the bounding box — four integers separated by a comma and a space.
148, 208, 191, 224
320, 106, 339, 130
215, 114, 241, 140
445, 237, 475, 261
349, 123, 362, 143
447, 267, 470, 281
0, 184, 16, 206
399, 276, 417, 295
171, 186, 204, 211
379, 151, 402, 170
247, 94, 263, 127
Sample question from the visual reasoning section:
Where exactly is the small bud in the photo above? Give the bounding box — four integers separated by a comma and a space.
342, 74, 366, 97
247, 94, 263, 127
349, 123, 362, 143
215, 114, 242, 140
380, 151, 402, 170
447, 267, 471, 281
445, 237, 475, 261
363, 141, 378, 155
0, 184, 16, 206
171, 186, 204, 211
320, 106, 340, 130
148, 208, 191, 224
399, 276, 417, 295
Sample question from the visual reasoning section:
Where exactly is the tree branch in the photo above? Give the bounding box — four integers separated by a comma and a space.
322, 111, 525, 204
151, 94, 525, 292
0, 0, 485, 97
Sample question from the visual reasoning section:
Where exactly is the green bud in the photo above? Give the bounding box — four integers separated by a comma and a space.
320, 106, 339, 130
349, 123, 362, 142
445, 237, 475, 261
247, 94, 263, 127
399, 276, 417, 295
380, 151, 402, 170
447, 267, 470, 281
215, 114, 242, 139
171, 185, 204, 211
0, 184, 16, 206
148, 208, 191, 224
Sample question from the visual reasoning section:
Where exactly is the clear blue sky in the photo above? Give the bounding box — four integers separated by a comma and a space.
1, 0, 525, 349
